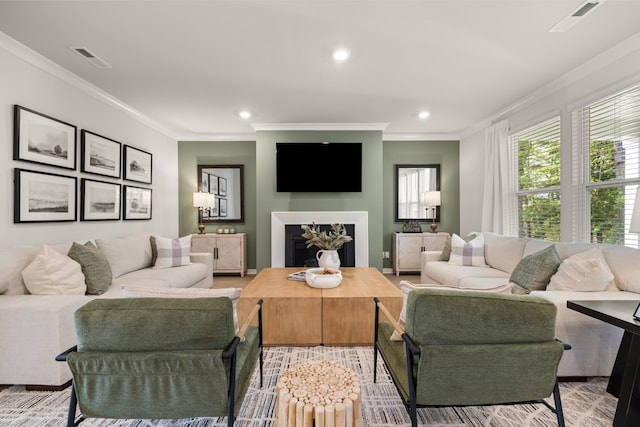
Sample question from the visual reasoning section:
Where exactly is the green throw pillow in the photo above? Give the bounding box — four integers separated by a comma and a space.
440, 233, 476, 261
67, 241, 112, 295
510, 245, 561, 295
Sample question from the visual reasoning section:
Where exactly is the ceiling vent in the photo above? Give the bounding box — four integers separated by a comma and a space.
69, 46, 111, 69
549, 0, 607, 32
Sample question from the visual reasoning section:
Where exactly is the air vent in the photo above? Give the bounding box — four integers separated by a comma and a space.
69, 46, 111, 69
549, 0, 607, 33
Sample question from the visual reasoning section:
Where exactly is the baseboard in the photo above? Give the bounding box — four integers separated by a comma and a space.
382, 268, 394, 274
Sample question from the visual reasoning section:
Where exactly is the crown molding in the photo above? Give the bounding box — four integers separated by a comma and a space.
0, 31, 179, 140
383, 133, 460, 141
177, 133, 257, 142
251, 123, 389, 131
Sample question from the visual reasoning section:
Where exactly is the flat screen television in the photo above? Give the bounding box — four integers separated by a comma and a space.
276, 142, 362, 192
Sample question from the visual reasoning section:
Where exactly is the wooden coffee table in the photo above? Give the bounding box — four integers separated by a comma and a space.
237, 267, 402, 346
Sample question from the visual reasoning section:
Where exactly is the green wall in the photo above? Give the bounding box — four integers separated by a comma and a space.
177, 141, 257, 269
382, 140, 460, 269
177, 136, 459, 273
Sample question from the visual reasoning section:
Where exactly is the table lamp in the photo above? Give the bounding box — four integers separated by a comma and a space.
422, 191, 441, 233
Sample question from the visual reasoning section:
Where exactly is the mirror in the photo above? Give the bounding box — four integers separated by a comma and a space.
394, 164, 441, 222
197, 164, 244, 223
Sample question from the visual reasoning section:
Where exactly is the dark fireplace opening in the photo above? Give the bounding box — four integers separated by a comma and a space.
284, 224, 355, 268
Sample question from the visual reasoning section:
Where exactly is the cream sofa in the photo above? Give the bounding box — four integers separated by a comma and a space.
0, 232, 213, 387
419, 232, 640, 378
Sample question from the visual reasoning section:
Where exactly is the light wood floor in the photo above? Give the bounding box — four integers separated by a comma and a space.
212, 272, 421, 289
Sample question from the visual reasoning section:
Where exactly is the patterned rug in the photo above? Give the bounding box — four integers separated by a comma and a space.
0, 346, 616, 426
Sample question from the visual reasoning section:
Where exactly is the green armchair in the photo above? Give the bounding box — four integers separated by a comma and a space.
374, 288, 568, 426
56, 297, 263, 427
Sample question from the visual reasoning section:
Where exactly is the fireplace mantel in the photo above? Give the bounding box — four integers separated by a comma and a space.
271, 211, 369, 267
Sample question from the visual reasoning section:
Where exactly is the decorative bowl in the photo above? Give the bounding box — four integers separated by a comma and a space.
305, 267, 342, 289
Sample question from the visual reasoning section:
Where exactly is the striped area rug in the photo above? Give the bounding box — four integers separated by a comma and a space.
0, 346, 616, 426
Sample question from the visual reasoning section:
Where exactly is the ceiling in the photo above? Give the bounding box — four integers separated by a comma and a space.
1, 0, 640, 141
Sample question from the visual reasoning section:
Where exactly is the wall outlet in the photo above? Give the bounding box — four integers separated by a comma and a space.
382, 251, 390, 259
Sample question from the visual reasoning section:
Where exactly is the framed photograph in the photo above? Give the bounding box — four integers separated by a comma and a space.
81, 179, 120, 221
81, 130, 121, 178
123, 145, 152, 184
218, 177, 227, 197
13, 105, 77, 170
210, 197, 219, 217
219, 198, 228, 217
14, 168, 77, 223
201, 171, 209, 193
209, 174, 219, 194
123, 185, 152, 220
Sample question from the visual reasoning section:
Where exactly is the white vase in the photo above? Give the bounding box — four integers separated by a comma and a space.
316, 250, 341, 269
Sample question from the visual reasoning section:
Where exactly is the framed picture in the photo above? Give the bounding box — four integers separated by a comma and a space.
81, 179, 120, 221
209, 174, 219, 194
14, 168, 77, 223
123, 185, 152, 220
210, 197, 219, 217
81, 130, 121, 178
218, 177, 227, 197
201, 171, 209, 193
219, 198, 228, 217
202, 206, 210, 219
13, 105, 77, 170
123, 145, 152, 184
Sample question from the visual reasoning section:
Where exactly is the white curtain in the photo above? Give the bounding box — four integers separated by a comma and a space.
481, 120, 517, 235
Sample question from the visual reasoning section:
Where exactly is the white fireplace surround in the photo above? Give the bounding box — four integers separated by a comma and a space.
271, 211, 369, 267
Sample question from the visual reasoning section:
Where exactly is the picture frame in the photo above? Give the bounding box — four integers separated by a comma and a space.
123, 145, 152, 184
219, 198, 228, 217
123, 185, 152, 220
14, 168, 77, 223
13, 105, 77, 170
218, 176, 227, 197
81, 130, 121, 178
81, 178, 121, 221
209, 174, 219, 195
210, 197, 219, 217
201, 171, 209, 193
634, 302, 640, 321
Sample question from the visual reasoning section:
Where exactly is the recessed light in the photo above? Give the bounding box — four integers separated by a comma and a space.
419, 111, 431, 119
239, 111, 251, 119
332, 48, 350, 62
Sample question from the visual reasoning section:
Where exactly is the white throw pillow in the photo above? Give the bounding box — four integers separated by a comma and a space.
21, 245, 86, 295
152, 235, 192, 269
120, 285, 242, 332
448, 233, 488, 267
548, 247, 614, 291
389, 280, 512, 341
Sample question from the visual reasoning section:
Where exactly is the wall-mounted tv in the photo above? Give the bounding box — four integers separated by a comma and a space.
276, 142, 362, 192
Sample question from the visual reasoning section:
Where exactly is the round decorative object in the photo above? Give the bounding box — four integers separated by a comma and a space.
305, 268, 342, 288
217, 227, 224, 234
316, 250, 341, 269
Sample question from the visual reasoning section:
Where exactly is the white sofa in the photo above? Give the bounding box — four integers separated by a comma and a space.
419, 232, 640, 378
0, 232, 213, 388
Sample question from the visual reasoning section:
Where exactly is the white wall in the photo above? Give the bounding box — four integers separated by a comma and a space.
460, 36, 640, 238
0, 39, 179, 250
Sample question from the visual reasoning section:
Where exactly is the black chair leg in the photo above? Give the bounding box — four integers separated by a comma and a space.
67, 381, 78, 427
373, 345, 378, 383
553, 379, 565, 427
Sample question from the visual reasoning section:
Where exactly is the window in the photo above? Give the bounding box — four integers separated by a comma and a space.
511, 117, 561, 240
574, 84, 640, 247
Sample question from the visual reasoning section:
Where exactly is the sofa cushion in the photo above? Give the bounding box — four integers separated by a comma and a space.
483, 233, 528, 274
425, 261, 509, 288
510, 245, 561, 295
548, 247, 614, 292
151, 235, 192, 269
602, 244, 640, 292
121, 285, 242, 332
21, 245, 87, 295
68, 242, 112, 295
96, 233, 153, 278
448, 233, 487, 267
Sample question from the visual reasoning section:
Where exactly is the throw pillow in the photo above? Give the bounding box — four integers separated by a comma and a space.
389, 280, 513, 341
95, 233, 153, 278
440, 233, 476, 262
510, 245, 561, 295
151, 235, 192, 269
547, 247, 614, 291
448, 233, 487, 267
120, 285, 242, 332
21, 245, 86, 295
67, 241, 112, 295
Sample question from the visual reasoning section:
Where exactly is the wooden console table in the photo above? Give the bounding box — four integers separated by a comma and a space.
237, 267, 402, 346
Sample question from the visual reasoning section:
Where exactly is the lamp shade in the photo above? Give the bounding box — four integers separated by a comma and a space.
193, 192, 208, 208
630, 187, 640, 233
423, 191, 441, 207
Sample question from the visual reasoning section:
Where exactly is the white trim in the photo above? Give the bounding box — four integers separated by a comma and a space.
383, 133, 460, 141
271, 211, 369, 268
0, 31, 178, 140
251, 123, 388, 131
177, 133, 257, 142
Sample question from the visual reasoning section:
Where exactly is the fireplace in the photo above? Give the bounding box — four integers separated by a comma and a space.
271, 211, 369, 267
284, 224, 355, 267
